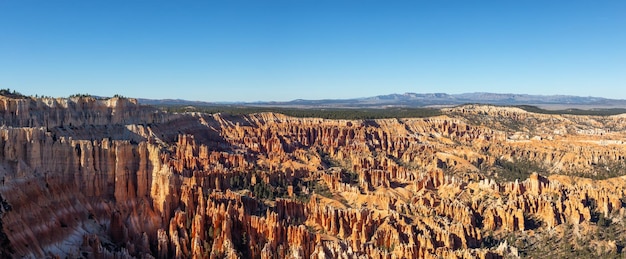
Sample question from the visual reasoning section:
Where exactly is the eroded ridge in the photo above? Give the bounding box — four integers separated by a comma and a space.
1, 96, 626, 258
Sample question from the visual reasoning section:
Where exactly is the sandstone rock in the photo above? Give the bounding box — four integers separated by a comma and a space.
1, 96, 626, 258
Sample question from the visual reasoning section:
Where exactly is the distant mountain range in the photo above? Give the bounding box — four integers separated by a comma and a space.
138, 93, 626, 109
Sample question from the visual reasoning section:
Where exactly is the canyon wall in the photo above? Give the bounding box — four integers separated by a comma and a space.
1, 96, 626, 258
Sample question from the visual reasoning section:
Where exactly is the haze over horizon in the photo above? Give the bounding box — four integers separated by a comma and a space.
2, 1, 625, 102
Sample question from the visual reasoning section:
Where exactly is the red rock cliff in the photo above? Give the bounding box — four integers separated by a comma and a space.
1, 99, 626, 258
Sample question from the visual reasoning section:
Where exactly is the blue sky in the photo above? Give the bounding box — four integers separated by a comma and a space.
1, 1, 625, 102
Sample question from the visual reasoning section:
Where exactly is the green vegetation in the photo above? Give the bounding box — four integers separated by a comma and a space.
377, 243, 396, 253
69, 93, 94, 98
483, 221, 624, 258
227, 172, 332, 203
517, 105, 626, 116
588, 160, 626, 180
69, 93, 127, 99
310, 180, 333, 198
493, 158, 547, 182
566, 160, 626, 180
514, 222, 625, 258
318, 149, 341, 167
156, 105, 442, 119
252, 181, 278, 200
482, 204, 626, 258
227, 173, 288, 200
341, 171, 359, 186
0, 88, 27, 99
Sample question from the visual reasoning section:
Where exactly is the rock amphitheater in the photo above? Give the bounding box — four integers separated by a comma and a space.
1, 96, 626, 258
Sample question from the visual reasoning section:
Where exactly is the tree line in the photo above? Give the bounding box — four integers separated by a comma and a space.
157, 105, 442, 120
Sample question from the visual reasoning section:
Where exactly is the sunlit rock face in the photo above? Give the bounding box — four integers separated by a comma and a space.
1, 96, 626, 258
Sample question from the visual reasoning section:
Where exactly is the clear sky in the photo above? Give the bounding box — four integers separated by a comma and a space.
1, 1, 625, 102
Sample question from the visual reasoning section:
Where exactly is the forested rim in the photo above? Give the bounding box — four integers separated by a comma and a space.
515, 105, 626, 116
155, 105, 442, 120
156, 104, 626, 119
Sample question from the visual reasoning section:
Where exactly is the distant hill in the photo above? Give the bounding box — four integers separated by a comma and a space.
137, 98, 214, 106
138, 92, 626, 109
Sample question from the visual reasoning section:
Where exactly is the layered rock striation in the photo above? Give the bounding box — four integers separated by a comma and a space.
0, 96, 626, 258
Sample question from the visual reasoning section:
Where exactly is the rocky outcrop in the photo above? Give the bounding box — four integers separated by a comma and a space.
0, 96, 170, 128
1, 97, 626, 258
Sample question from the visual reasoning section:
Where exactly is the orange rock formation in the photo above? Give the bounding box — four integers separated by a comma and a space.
0, 97, 625, 258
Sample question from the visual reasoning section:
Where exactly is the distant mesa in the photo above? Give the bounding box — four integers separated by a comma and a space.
138, 92, 626, 109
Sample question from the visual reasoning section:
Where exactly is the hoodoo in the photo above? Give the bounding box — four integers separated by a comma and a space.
1, 96, 626, 258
